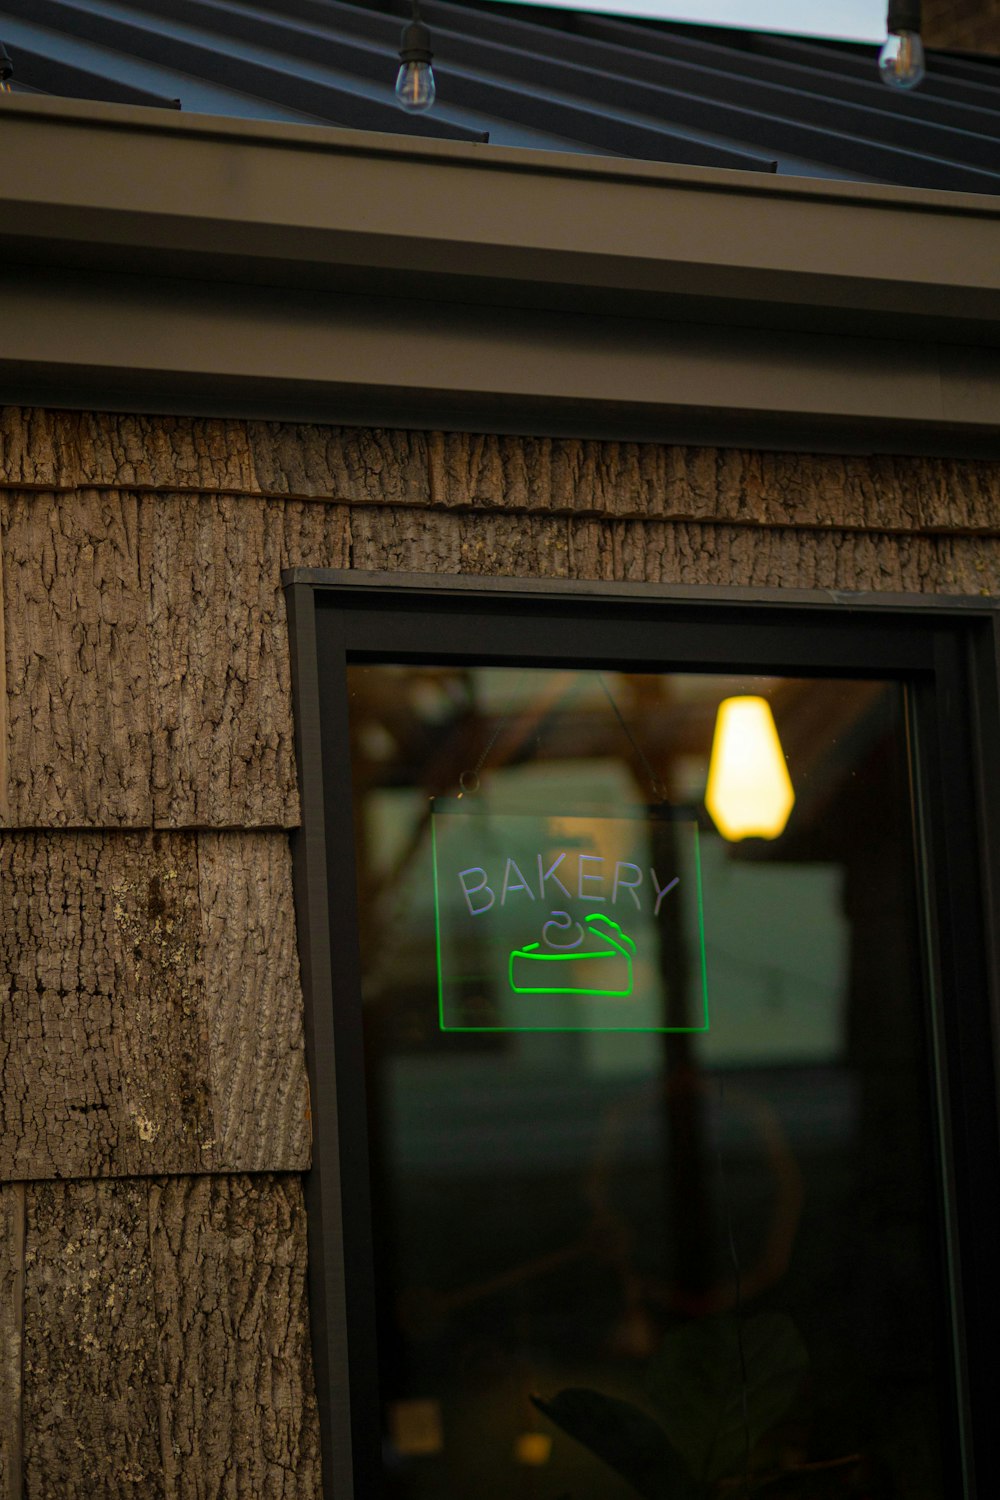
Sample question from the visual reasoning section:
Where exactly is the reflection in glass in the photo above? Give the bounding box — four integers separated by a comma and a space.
705, 696, 795, 840
347, 667, 948, 1499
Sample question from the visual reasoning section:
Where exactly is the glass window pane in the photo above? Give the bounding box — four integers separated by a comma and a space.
346, 665, 948, 1500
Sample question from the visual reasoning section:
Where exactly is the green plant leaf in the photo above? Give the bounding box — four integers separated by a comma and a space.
645, 1313, 809, 1485
532, 1388, 705, 1500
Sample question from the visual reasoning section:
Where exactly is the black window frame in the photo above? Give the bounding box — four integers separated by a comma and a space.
284, 567, 1000, 1500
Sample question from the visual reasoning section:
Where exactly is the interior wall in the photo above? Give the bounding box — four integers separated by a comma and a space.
1, 406, 999, 1499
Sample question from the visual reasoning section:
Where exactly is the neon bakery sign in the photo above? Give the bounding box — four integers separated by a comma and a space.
432, 807, 708, 1033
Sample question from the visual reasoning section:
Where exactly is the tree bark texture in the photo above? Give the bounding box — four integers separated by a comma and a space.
0, 411, 256, 495
146, 494, 348, 830
346, 506, 1000, 593
20, 1175, 320, 1500
0, 1182, 24, 1500
2, 408, 1000, 1500
247, 422, 430, 506
3, 417, 1000, 828
3, 410, 999, 535
0, 831, 309, 1181
427, 432, 1000, 532
2, 489, 153, 828
4, 495, 999, 830
1, 490, 350, 829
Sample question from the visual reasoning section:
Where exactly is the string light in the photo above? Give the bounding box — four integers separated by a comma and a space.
879, 0, 925, 88
396, 1, 435, 113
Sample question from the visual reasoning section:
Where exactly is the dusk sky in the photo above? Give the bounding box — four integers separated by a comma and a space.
499, 0, 886, 44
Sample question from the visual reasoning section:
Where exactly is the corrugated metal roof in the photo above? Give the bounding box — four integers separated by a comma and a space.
2, 0, 999, 189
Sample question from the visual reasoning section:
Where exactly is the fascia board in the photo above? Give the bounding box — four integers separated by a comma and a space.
1, 265, 997, 454
1, 94, 1000, 337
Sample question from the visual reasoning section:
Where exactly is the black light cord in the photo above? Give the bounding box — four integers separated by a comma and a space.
886, 0, 921, 35
399, 12, 432, 63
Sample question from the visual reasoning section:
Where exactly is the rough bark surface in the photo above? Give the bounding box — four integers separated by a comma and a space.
0, 411, 255, 494
22, 1178, 163, 1499
0, 1182, 24, 1500
1, 489, 354, 828
148, 1175, 321, 1499
0, 522, 7, 825
0, 830, 308, 1181
347, 505, 574, 578
1, 486, 947, 831
10, 486, 998, 828
147, 494, 296, 829
248, 422, 430, 505
2, 409, 998, 535
564, 517, 943, 592
2, 489, 152, 827
20, 1175, 320, 1499
281, 498, 351, 575
2, 405, 999, 1500
0, 832, 211, 1181
5, 413, 1000, 828
923, 0, 1000, 55
198, 833, 310, 1173
915, 457, 1000, 533
927, 534, 1000, 594
345, 507, 1000, 595
0, 460, 338, 832
149, 494, 351, 829
428, 433, 1000, 534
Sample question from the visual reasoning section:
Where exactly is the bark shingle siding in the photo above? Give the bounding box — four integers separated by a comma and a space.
1, 406, 998, 1496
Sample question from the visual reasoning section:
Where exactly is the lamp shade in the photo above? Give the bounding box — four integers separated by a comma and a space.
705, 696, 794, 840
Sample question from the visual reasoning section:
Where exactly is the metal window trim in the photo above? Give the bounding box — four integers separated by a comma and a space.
283, 567, 1000, 615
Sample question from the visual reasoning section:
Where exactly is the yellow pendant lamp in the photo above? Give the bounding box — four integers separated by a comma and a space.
705, 696, 794, 841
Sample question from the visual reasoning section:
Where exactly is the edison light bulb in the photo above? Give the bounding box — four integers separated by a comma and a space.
395, 58, 435, 112
396, 17, 435, 113
878, 29, 925, 88
705, 696, 795, 842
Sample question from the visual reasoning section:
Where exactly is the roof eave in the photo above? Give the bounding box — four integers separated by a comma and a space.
1, 93, 998, 453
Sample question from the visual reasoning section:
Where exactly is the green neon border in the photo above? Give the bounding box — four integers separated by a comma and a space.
432, 815, 446, 1035
432, 815, 710, 1034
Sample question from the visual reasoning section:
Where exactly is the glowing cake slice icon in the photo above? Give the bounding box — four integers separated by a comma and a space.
509, 913, 637, 998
